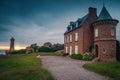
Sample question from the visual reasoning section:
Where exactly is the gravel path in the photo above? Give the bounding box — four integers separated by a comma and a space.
40, 56, 109, 80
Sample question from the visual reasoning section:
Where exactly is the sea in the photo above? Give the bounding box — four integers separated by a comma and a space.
0, 50, 6, 55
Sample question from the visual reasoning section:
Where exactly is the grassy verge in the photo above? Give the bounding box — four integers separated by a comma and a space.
0, 54, 54, 80
35, 52, 62, 56
83, 62, 120, 80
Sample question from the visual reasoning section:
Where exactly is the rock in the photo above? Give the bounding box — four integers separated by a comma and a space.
36, 55, 41, 58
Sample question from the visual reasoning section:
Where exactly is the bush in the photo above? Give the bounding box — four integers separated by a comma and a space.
11, 49, 26, 54
83, 52, 94, 61
62, 53, 69, 56
70, 54, 83, 60
116, 40, 120, 61
38, 46, 53, 52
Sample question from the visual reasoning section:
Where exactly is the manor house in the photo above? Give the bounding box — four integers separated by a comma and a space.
64, 6, 119, 62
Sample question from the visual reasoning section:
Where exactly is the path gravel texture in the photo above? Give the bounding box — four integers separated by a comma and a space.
40, 56, 109, 80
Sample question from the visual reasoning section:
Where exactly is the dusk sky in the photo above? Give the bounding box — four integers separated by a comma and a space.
0, 0, 120, 50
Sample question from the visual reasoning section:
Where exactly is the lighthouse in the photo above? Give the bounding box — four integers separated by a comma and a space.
10, 37, 15, 53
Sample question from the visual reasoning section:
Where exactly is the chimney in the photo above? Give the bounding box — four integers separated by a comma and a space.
89, 7, 97, 16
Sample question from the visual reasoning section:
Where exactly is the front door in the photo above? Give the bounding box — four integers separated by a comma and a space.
95, 45, 98, 57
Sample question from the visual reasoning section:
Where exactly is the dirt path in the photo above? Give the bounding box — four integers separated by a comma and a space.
40, 56, 109, 80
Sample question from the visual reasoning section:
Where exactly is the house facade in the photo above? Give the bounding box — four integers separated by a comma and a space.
64, 6, 119, 62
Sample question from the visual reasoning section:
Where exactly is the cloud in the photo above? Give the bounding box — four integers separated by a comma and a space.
0, 0, 120, 49
0, 16, 65, 46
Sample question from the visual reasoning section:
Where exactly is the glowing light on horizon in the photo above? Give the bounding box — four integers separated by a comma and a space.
15, 46, 26, 50
0, 45, 26, 50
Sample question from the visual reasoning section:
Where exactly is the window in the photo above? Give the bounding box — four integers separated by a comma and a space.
102, 48, 106, 54
111, 28, 115, 36
75, 32, 78, 41
76, 22, 78, 27
64, 36, 66, 43
66, 46, 68, 53
67, 36, 69, 43
95, 28, 98, 37
75, 45, 78, 54
69, 46, 72, 55
70, 35, 72, 42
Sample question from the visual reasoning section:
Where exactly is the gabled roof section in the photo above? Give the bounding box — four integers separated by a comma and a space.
64, 14, 88, 34
77, 14, 88, 26
97, 5, 112, 20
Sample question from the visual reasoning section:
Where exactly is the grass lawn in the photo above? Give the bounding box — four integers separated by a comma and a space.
83, 62, 120, 80
0, 53, 54, 80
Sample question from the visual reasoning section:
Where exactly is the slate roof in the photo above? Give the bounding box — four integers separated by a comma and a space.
65, 14, 88, 34
97, 6, 112, 20
65, 6, 119, 34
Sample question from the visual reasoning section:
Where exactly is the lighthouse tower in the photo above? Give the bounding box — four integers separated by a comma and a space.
10, 37, 15, 53
93, 6, 119, 62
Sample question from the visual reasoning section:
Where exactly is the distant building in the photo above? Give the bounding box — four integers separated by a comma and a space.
64, 6, 119, 62
43, 42, 52, 48
26, 43, 38, 53
26, 46, 33, 54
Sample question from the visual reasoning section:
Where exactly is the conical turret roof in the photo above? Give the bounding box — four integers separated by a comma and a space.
97, 5, 112, 20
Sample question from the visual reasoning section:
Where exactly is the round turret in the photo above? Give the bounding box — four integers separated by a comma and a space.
93, 6, 119, 62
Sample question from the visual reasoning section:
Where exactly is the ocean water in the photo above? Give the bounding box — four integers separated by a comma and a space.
0, 50, 6, 55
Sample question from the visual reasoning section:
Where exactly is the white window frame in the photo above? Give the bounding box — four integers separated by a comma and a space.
102, 48, 106, 54
67, 36, 69, 43
64, 36, 66, 43
69, 46, 72, 55
111, 28, 115, 36
75, 32, 78, 41
66, 46, 68, 53
95, 28, 98, 37
76, 22, 78, 27
75, 45, 78, 54
70, 35, 72, 42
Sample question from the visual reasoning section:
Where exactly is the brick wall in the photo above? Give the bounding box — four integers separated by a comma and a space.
64, 27, 84, 55
83, 8, 97, 53
64, 7, 97, 55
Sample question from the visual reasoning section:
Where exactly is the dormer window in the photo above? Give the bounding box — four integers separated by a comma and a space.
76, 22, 78, 27
70, 26, 72, 30
67, 26, 70, 31
78, 21, 82, 26
95, 28, 98, 37
111, 28, 115, 36
72, 25, 75, 29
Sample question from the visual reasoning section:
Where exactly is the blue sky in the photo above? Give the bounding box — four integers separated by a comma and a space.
0, 0, 120, 49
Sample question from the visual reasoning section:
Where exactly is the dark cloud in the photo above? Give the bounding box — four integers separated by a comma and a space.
0, 0, 120, 47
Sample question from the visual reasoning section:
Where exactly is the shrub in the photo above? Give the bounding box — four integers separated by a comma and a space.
11, 49, 26, 54
70, 54, 83, 60
83, 52, 94, 61
38, 46, 53, 52
62, 53, 69, 56
116, 40, 120, 61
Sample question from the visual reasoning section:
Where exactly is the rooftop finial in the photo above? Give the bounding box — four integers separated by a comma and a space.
103, 1, 105, 7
